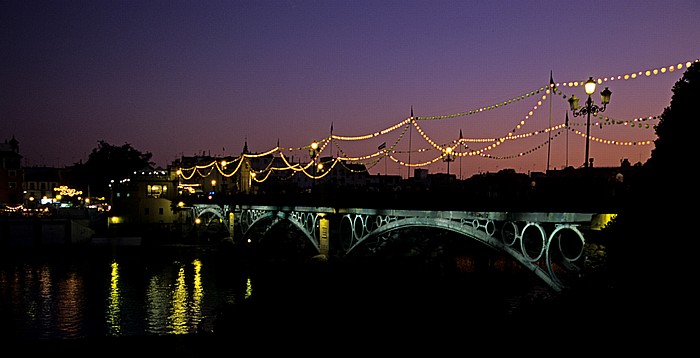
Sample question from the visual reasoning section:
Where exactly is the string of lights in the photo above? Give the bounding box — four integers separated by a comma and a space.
177, 59, 698, 180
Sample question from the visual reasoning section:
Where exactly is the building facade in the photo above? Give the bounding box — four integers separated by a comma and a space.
0, 136, 24, 206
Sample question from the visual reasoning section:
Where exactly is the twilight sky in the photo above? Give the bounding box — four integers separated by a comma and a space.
2, 0, 698, 179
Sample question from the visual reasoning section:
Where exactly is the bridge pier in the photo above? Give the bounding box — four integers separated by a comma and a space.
318, 214, 330, 257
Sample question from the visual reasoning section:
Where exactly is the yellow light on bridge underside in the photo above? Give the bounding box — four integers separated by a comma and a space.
591, 213, 617, 230
195, 218, 202, 225
178, 201, 185, 208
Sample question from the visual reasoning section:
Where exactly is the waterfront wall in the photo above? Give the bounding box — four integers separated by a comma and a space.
0, 218, 94, 246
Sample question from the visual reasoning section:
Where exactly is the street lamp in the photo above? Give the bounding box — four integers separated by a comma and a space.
443, 146, 455, 175
309, 141, 319, 194
568, 77, 611, 168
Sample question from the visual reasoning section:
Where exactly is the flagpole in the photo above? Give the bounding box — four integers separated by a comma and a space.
565, 111, 570, 167
459, 129, 463, 180
547, 71, 553, 172
329, 122, 334, 163
407, 106, 413, 179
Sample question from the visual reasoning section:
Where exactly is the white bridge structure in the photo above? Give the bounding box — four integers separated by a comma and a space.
190, 203, 611, 292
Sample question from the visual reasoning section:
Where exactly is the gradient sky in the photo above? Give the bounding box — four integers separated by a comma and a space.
2, 0, 698, 179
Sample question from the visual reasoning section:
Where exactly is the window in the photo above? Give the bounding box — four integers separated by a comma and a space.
147, 185, 164, 198
8, 170, 16, 177
8, 182, 17, 189
159, 208, 164, 215
144, 208, 150, 215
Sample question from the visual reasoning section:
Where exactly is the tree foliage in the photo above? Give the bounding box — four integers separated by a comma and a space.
646, 61, 699, 173
600, 61, 698, 323
69, 140, 154, 198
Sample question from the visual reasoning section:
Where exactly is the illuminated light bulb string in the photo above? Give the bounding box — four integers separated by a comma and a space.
177, 59, 698, 181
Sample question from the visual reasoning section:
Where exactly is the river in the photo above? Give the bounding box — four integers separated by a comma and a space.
0, 230, 565, 354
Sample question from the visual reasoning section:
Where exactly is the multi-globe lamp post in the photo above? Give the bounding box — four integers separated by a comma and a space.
309, 141, 319, 194
443, 146, 455, 175
568, 77, 612, 168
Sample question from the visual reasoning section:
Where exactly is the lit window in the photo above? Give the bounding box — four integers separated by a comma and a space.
147, 185, 163, 198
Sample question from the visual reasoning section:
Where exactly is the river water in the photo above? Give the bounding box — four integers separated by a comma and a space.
0, 232, 561, 351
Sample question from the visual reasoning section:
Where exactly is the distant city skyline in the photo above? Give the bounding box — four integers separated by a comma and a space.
2, 1, 699, 178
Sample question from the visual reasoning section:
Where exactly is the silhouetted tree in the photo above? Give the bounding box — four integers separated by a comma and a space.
601, 61, 698, 329
69, 140, 154, 199
647, 63, 698, 172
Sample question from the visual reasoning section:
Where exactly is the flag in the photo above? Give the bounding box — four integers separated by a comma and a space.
565, 111, 569, 126
378, 142, 386, 150
459, 129, 463, 139
330, 122, 333, 134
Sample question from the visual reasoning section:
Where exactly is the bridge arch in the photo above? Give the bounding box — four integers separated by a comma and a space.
238, 208, 320, 253
190, 204, 231, 238
348, 217, 549, 286
343, 217, 500, 255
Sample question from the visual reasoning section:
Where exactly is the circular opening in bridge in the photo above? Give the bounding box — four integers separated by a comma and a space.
501, 221, 518, 247
553, 226, 585, 262
520, 223, 545, 262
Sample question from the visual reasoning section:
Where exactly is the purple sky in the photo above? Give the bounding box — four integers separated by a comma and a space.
2, 0, 698, 179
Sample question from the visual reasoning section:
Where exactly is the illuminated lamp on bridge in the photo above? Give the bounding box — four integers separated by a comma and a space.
568, 77, 612, 168
310, 141, 320, 193
208, 179, 217, 199
443, 146, 455, 175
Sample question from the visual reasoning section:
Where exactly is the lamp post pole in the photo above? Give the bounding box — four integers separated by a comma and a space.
584, 95, 593, 168
309, 141, 318, 195
443, 146, 454, 175
568, 77, 612, 168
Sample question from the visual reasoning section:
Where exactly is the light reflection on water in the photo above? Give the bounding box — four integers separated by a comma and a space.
56, 272, 84, 338
0, 247, 242, 340
107, 261, 121, 336
0, 244, 554, 340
